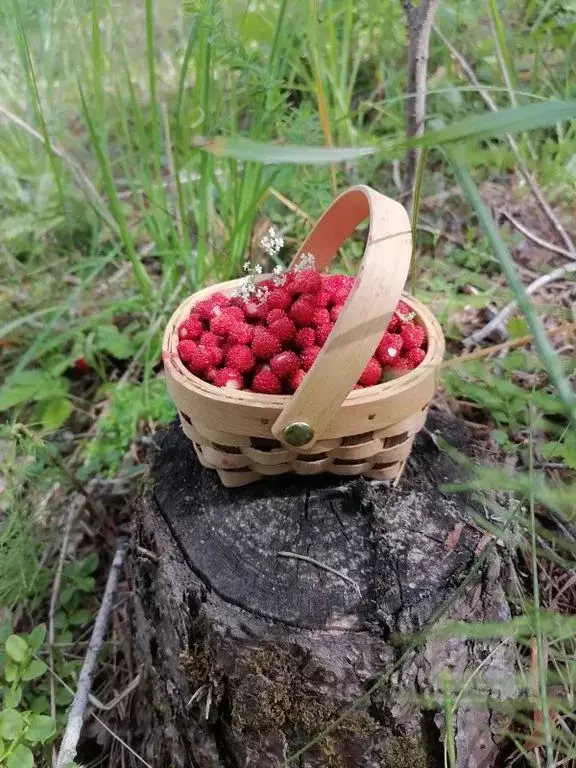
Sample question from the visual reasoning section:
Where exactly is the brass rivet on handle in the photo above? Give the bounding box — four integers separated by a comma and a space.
283, 422, 314, 447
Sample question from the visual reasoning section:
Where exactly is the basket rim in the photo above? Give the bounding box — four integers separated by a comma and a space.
162, 276, 445, 411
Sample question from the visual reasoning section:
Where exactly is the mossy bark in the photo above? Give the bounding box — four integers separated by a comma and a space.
130, 412, 515, 768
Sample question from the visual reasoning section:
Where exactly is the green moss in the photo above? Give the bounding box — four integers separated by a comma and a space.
380, 733, 429, 768
233, 645, 376, 768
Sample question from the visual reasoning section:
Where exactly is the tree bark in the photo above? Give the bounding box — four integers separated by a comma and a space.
130, 411, 515, 768
401, 0, 440, 210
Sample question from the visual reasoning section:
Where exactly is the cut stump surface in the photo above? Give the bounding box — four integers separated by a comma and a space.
131, 411, 515, 768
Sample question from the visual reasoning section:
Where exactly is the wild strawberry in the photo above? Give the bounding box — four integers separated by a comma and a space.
266, 308, 286, 325
326, 274, 355, 305
386, 357, 412, 377
294, 327, 316, 350
178, 316, 203, 341
203, 344, 224, 367
178, 341, 211, 374
223, 306, 245, 321
270, 351, 300, 379
289, 269, 322, 295
266, 287, 292, 311
315, 323, 334, 347
401, 322, 426, 350
376, 332, 404, 366
268, 316, 296, 343
251, 327, 282, 360
252, 369, 282, 394
315, 288, 331, 308
396, 300, 415, 321
290, 297, 315, 326
194, 293, 229, 321
358, 358, 382, 387
405, 347, 426, 367
226, 344, 255, 374
244, 300, 267, 322
387, 314, 402, 333
200, 331, 220, 347
227, 321, 254, 345
210, 312, 236, 336
311, 308, 330, 327
300, 346, 321, 371
287, 369, 306, 393
330, 304, 345, 323
212, 368, 244, 389
74, 358, 90, 375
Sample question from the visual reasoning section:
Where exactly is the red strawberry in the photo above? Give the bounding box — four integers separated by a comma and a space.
195, 293, 229, 321
200, 331, 220, 347
315, 323, 334, 347
212, 368, 244, 389
300, 346, 321, 371
74, 358, 90, 375
268, 316, 296, 343
376, 332, 403, 366
227, 321, 254, 345
226, 344, 255, 374
387, 357, 412, 377
251, 327, 282, 360
311, 308, 330, 327
244, 300, 267, 322
178, 341, 211, 374
358, 358, 382, 387
287, 369, 306, 392
315, 288, 331, 308
252, 369, 282, 394
210, 312, 237, 336
266, 287, 292, 311
401, 322, 426, 350
178, 316, 203, 341
396, 299, 415, 320
294, 327, 316, 350
266, 308, 286, 325
326, 274, 355, 305
223, 306, 245, 321
203, 344, 224, 367
330, 304, 345, 322
270, 351, 300, 379
387, 314, 402, 333
290, 297, 315, 326
405, 347, 426, 367
289, 269, 322, 295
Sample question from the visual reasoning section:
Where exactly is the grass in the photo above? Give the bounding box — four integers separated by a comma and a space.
0, 0, 575, 765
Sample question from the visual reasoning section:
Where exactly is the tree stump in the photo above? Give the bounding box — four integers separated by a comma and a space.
131, 411, 515, 768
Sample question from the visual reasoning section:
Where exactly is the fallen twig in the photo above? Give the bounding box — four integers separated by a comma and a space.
443, 322, 576, 367
434, 26, 576, 256
465, 262, 576, 345
499, 209, 573, 260
276, 551, 361, 596
55, 538, 128, 768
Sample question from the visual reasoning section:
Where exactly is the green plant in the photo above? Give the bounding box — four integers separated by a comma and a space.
0, 622, 56, 767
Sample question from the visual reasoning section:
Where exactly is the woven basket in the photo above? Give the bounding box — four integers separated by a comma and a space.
163, 185, 445, 487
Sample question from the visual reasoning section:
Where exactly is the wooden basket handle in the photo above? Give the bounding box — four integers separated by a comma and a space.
271, 185, 412, 450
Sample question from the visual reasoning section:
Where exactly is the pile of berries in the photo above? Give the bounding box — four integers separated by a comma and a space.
175, 271, 427, 394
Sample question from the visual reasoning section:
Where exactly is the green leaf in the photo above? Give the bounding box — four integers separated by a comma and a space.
3, 686, 22, 709
26, 625, 46, 654
415, 100, 576, 148
30, 696, 50, 714
0, 371, 68, 412
562, 431, 576, 469
77, 577, 95, 592
0, 620, 13, 645
59, 586, 75, 605
95, 324, 134, 360
507, 316, 529, 338
0, 709, 23, 740
53, 612, 67, 630
5, 635, 28, 664
69, 610, 91, 627
0, 737, 4, 755
22, 659, 47, 682
39, 398, 72, 430
81, 553, 99, 575
192, 135, 376, 164
25, 714, 56, 744
7, 743, 34, 768
4, 662, 18, 683
55, 688, 73, 706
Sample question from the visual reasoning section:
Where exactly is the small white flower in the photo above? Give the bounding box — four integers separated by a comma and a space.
243, 261, 251, 272
254, 264, 263, 275
272, 264, 285, 286
260, 226, 284, 257
295, 252, 316, 271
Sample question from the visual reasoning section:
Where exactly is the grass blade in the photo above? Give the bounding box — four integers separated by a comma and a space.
447, 153, 576, 424
192, 135, 376, 164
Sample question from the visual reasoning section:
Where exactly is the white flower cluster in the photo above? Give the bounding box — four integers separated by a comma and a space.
295, 252, 315, 271
260, 227, 284, 257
